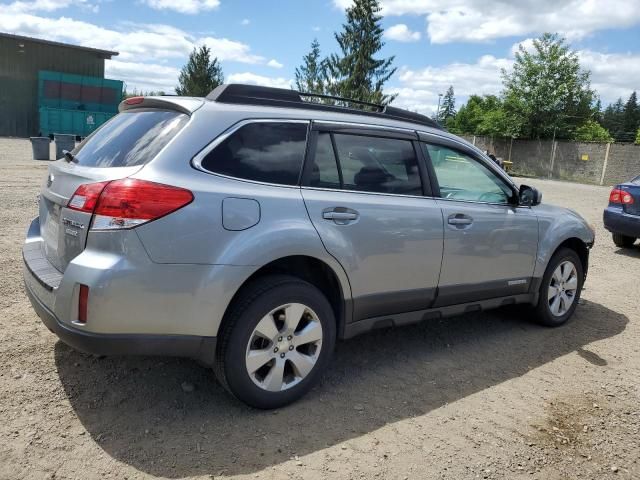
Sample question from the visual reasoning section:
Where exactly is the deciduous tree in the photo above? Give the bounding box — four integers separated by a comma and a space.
502, 33, 594, 139
573, 120, 613, 142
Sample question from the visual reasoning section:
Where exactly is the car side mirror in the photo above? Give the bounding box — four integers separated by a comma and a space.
519, 185, 542, 206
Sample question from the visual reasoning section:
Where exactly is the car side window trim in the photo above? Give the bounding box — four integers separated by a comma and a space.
312, 120, 418, 140
301, 124, 432, 198
421, 140, 517, 206
191, 118, 311, 187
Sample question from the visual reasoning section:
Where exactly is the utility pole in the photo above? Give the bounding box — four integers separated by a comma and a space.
436, 93, 443, 122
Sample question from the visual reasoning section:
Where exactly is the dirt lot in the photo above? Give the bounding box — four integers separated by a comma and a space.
1, 137, 639, 480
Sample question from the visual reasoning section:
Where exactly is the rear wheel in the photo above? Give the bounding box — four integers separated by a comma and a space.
214, 275, 336, 409
533, 248, 584, 327
612, 233, 636, 248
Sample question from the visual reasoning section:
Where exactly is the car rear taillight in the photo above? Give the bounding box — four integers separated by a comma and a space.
609, 188, 634, 205
68, 181, 109, 213
67, 179, 193, 229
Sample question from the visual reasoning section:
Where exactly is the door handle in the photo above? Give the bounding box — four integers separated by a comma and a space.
447, 214, 473, 227
322, 208, 359, 224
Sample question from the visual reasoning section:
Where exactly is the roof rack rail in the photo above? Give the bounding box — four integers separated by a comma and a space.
206, 84, 442, 130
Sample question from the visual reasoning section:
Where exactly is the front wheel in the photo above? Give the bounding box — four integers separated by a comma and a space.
533, 248, 584, 327
612, 233, 636, 248
214, 275, 336, 409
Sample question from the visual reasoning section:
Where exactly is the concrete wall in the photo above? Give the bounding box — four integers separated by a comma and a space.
459, 135, 640, 185
603, 144, 640, 185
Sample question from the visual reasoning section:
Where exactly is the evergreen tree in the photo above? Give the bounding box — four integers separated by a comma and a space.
176, 45, 224, 97
325, 0, 396, 105
439, 86, 456, 123
602, 97, 625, 140
502, 33, 594, 139
294, 39, 326, 96
593, 97, 603, 123
623, 91, 640, 137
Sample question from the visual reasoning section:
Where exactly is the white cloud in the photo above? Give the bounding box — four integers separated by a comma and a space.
141, 0, 220, 14
390, 43, 640, 115
334, 0, 640, 44
227, 72, 292, 89
0, 11, 284, 93
578, 50, 640, 103
4, 0, 97, 13
199, 36, 267, 64
510, 38, 536, 57
240, 18, 250, 26
385, 24, 421, 42
312, 26, 321, 32
267, 59, 283, 68
106, 60, 180, 93
0, 13, 193, 60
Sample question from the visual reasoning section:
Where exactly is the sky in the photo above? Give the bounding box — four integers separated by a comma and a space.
2, 0, 640, 116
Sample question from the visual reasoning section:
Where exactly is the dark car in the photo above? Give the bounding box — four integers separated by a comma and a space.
603, 175, 640, 248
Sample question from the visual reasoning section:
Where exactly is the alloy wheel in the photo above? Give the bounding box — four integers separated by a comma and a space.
245, 303, 323, 392
547, 260, 578, 317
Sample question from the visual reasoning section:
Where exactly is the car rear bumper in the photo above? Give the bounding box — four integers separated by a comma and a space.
603, 207, 640, 238
24, 275, 217, 365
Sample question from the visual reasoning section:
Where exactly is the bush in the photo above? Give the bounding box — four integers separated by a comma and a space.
573, 120, 614, 142
635, 128, 640, 145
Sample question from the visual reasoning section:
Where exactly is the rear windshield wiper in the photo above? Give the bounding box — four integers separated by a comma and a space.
63, 150, 77, 163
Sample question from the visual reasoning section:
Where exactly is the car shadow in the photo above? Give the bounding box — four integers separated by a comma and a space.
613, 244, 640, 258
54, 299, 627, 478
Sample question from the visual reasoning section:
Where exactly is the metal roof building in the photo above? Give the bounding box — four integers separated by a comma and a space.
0, 32, 118, 137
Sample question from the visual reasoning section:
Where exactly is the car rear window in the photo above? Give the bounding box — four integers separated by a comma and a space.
71, 110, 188, 167
200, 121, 308, 185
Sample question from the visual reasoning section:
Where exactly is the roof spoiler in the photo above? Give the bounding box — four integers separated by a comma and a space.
118, 96, 204, 114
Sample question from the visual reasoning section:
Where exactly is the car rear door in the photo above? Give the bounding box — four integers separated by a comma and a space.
301, 123, 444, 323
419, 134, 538, 306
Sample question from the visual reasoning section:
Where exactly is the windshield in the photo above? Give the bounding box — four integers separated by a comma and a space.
71, 110, 188, 167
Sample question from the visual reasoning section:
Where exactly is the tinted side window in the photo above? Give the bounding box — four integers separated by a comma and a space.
309, 133, 341, 188
332, 134, 422, 195
201, 122, 308, 185
423, 143, 512, 203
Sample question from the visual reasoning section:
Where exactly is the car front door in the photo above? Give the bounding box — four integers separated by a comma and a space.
301, 124, 444, 323
420, 137, 538, 306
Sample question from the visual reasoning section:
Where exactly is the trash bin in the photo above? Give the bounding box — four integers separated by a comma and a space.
54, 134, 75, 159
30, 137, 50, 160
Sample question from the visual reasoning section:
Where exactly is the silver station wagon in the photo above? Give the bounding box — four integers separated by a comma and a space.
24, 84, 595, 408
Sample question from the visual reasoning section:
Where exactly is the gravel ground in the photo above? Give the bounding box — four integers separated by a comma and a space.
0, 137, 638, 480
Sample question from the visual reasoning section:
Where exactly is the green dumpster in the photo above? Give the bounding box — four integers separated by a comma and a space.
37, 70, 123, 137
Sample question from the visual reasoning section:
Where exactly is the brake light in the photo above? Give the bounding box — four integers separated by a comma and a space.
67, 179, 193, 229
124, 96, 144, 105
67, 181, 109, 213
609, 188, 634, 205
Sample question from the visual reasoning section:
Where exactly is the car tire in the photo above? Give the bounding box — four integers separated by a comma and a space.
214, 274, 336, 409
612, 233, 636, 248
533, 247, 584, 327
